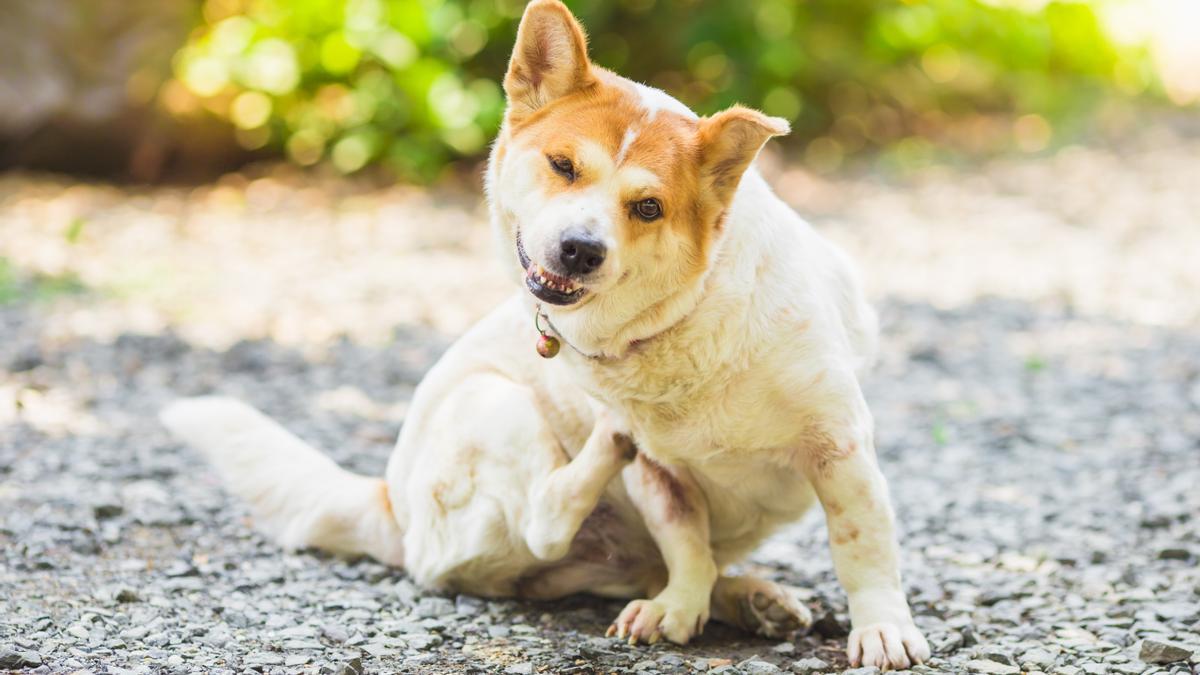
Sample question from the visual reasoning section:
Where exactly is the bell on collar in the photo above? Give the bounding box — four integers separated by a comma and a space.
536, 333, 560, 358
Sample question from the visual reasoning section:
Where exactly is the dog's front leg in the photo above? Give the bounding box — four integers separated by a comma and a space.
608, 454, 717, 645
808, 430, 930, 670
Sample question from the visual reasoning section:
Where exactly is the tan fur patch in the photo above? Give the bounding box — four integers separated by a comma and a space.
378, 480, 394, 516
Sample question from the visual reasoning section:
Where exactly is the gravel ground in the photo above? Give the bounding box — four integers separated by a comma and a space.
2, 127, 1200, 674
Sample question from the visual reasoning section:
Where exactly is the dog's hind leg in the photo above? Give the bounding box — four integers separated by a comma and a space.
522, 412, 637, 562
710, 575, 813, 638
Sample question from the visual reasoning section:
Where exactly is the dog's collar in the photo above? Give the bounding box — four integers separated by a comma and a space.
534, 305, 660, 362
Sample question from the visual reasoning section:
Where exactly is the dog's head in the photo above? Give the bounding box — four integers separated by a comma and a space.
488, 0, 787, 337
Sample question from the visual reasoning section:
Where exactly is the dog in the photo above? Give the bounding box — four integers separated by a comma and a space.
161, 1, 930, 668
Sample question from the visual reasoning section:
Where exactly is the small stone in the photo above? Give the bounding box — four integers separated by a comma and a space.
772, 642, 796, 655
506, 663, 534, 675
406, 633, 442, 650
705, 658, 733, 669
336, 657, 364, 675
244, 652, 284, 666
94, 503, 124, 520
633, 660, 657, 671
1019, 648, 1055, 669
1158, 547, 1191, 561
455, 594, 485, 616
1079, 663, 1108, 675
163, 561, 198, 578
7, 345, 43, 372
1138, 639, 1192, 664
65, 624, 90, 641
981, 651, 1015, 665
790, 657, 830, 674
413, 596, 454, 618
842, 668, 881, 675
321, 624, 349, 644
0, 649, 43, 669
739, 659, 782, 674
963, 659, 1020, 674
811, 611, 848, 638
114, 588, 140, 603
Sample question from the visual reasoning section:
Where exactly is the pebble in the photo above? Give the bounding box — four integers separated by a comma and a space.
1138, 639, 1192, 664
963, 659, 1021, 674
1019, 647, 1056, 669
739, 659, 782, 674
790, 657, 830, 673
0, 649, 43, 669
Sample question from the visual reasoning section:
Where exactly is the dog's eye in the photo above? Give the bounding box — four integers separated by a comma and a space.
633, 198, 663, 221
548, 156, 575, 181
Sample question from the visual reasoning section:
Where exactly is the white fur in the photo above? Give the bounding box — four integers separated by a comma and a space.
165, 3, 926, 668
633, 81, 698, 121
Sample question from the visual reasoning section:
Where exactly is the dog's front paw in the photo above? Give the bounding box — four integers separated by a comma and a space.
847, 620, 930, 670
606, 594, 708, 645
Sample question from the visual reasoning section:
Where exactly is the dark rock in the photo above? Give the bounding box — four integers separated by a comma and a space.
1158, 547, 1192, 561
1139, 639, 1192, 664
336, 657, 365, 675
811, 611, 848, 638
0, 649, 43, 669
93, 503, 124, 520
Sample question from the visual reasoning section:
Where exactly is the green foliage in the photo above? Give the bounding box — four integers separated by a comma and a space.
168, 0, 1151, 178
0, 258, 87, 305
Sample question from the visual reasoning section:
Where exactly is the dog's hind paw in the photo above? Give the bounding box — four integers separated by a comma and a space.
712, 576, 813, 639
738, 585, 812, 638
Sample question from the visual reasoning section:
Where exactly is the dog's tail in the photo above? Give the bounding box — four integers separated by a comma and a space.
160, 396, 405, 566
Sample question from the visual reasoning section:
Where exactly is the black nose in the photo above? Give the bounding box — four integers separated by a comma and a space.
559, 230, 607, 275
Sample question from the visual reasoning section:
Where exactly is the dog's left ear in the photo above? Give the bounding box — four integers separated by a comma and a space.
504, 0, 594, 122
698, 106, 790, 206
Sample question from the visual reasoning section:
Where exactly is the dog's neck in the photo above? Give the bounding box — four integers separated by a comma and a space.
537, 276, 709, 361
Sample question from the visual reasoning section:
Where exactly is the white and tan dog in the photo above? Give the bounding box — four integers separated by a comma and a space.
162, 1, 929, 668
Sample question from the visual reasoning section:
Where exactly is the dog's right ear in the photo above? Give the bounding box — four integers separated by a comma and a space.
504, 0, 594, 122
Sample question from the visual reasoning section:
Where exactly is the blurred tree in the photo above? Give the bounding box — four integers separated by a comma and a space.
0, 0, 1163, 180
0, 0, 246, 180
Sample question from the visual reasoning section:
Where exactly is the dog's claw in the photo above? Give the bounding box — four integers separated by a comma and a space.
617, 624, 627, 639
605, 625, 616, 638
628, 634, 638, 646
648, 631, 660, 645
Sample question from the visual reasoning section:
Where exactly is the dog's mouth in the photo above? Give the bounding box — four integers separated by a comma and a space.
516, 231, 588, 306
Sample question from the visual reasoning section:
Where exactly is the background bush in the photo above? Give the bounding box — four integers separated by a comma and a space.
167, 0, 1156, 180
